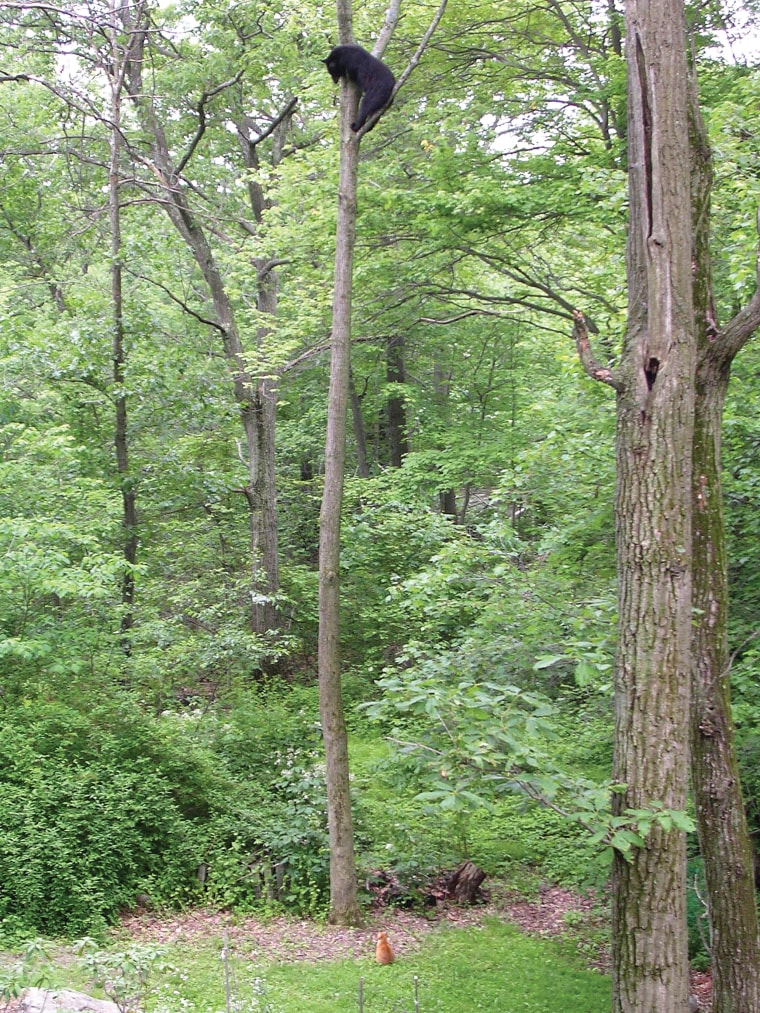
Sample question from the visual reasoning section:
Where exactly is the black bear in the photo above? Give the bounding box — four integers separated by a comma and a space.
322, 44, 395, 132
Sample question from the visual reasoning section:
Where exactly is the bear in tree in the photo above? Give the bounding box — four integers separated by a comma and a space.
322, 44, 395, 132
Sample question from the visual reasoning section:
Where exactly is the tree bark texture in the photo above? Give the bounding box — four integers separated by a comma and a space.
688, 71, 760, 1013
691, 367, 760, 1013
612, 0, 696, 1008
317, 76, 361, 927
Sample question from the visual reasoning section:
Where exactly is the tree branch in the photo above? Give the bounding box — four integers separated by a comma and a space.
123, 265, 227, 335
573, 310, 624, 391
720, 206, 760, 360
356, 0, 449, 139
247, 96, 299, 148
176, 70, 244, 176
373, 0, 401, 57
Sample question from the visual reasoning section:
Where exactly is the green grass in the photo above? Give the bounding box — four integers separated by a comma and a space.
146, 919, 610, 1013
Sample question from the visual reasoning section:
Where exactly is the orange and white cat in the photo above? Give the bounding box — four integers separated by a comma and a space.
375, 930, 395, 964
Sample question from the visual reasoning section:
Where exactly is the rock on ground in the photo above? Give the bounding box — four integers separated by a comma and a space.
22, 989, 119, 1013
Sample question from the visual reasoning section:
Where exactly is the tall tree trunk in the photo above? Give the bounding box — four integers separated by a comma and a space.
432, 360, 457, 519
688, 63, 760, 1013
611, 1, 695, 1007
386, 334, 408, 467
108, 0, 138, 649
577, 0, 696, 1006
318, 68, 362, 927
124, 24, 281, 636
317, 0, 408, 923
349, 369, 371, 478
691, 366, 760, 1013
247, 259, 280, 635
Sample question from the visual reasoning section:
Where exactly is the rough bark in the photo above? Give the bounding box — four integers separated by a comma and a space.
445, 861, 486, 903
691, 365, 760, 1013
611, 0, 695, 1007
688, 65, 760, 1013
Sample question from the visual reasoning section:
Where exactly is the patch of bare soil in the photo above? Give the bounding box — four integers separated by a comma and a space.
499, 885, 600, 938
114, 902, 490, 964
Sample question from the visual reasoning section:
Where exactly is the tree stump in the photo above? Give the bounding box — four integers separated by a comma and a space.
445, 861, 486, 903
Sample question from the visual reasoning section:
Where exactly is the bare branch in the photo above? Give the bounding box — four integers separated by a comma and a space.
245, 95, 298, 149
394, 0, 448, 92
176, 70, 244, 176
373, 0, 401, 58
418, 310, 483, 324
123, 265, 227, 335
573, 310, 624, 391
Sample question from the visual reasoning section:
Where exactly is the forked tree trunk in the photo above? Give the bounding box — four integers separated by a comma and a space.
124, 21, 281, 637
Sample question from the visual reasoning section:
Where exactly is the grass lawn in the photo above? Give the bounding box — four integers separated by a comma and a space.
152, 919, 610, 1013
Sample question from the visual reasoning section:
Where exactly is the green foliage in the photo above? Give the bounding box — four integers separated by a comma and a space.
338, 482, 461, 663
467, 799, 604, 887
0, 703, 211, 935
0, 691, 336, 933
207, 685, 321, 782
0, 939, 52, 1000
200, 761, 330, 919
366, 659, 558, 807
76, 940, 171, 1013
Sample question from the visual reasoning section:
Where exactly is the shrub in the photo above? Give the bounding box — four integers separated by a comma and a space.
0, 701, 219, 935
0, 760, 201, 935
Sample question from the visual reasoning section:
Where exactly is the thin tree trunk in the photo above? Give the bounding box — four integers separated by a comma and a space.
318, 72, 361, 926
688, 63, 760, 1013
349, 369, 371, 478
248, 261, 280, 634
317, 0, 439, 925
108, 0, 137, 648
432, 360, 457, 519
386, 334, 408, 467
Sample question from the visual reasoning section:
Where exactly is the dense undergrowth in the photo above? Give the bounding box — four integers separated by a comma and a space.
0, 684, 602, 937
0, 680, 712, 974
